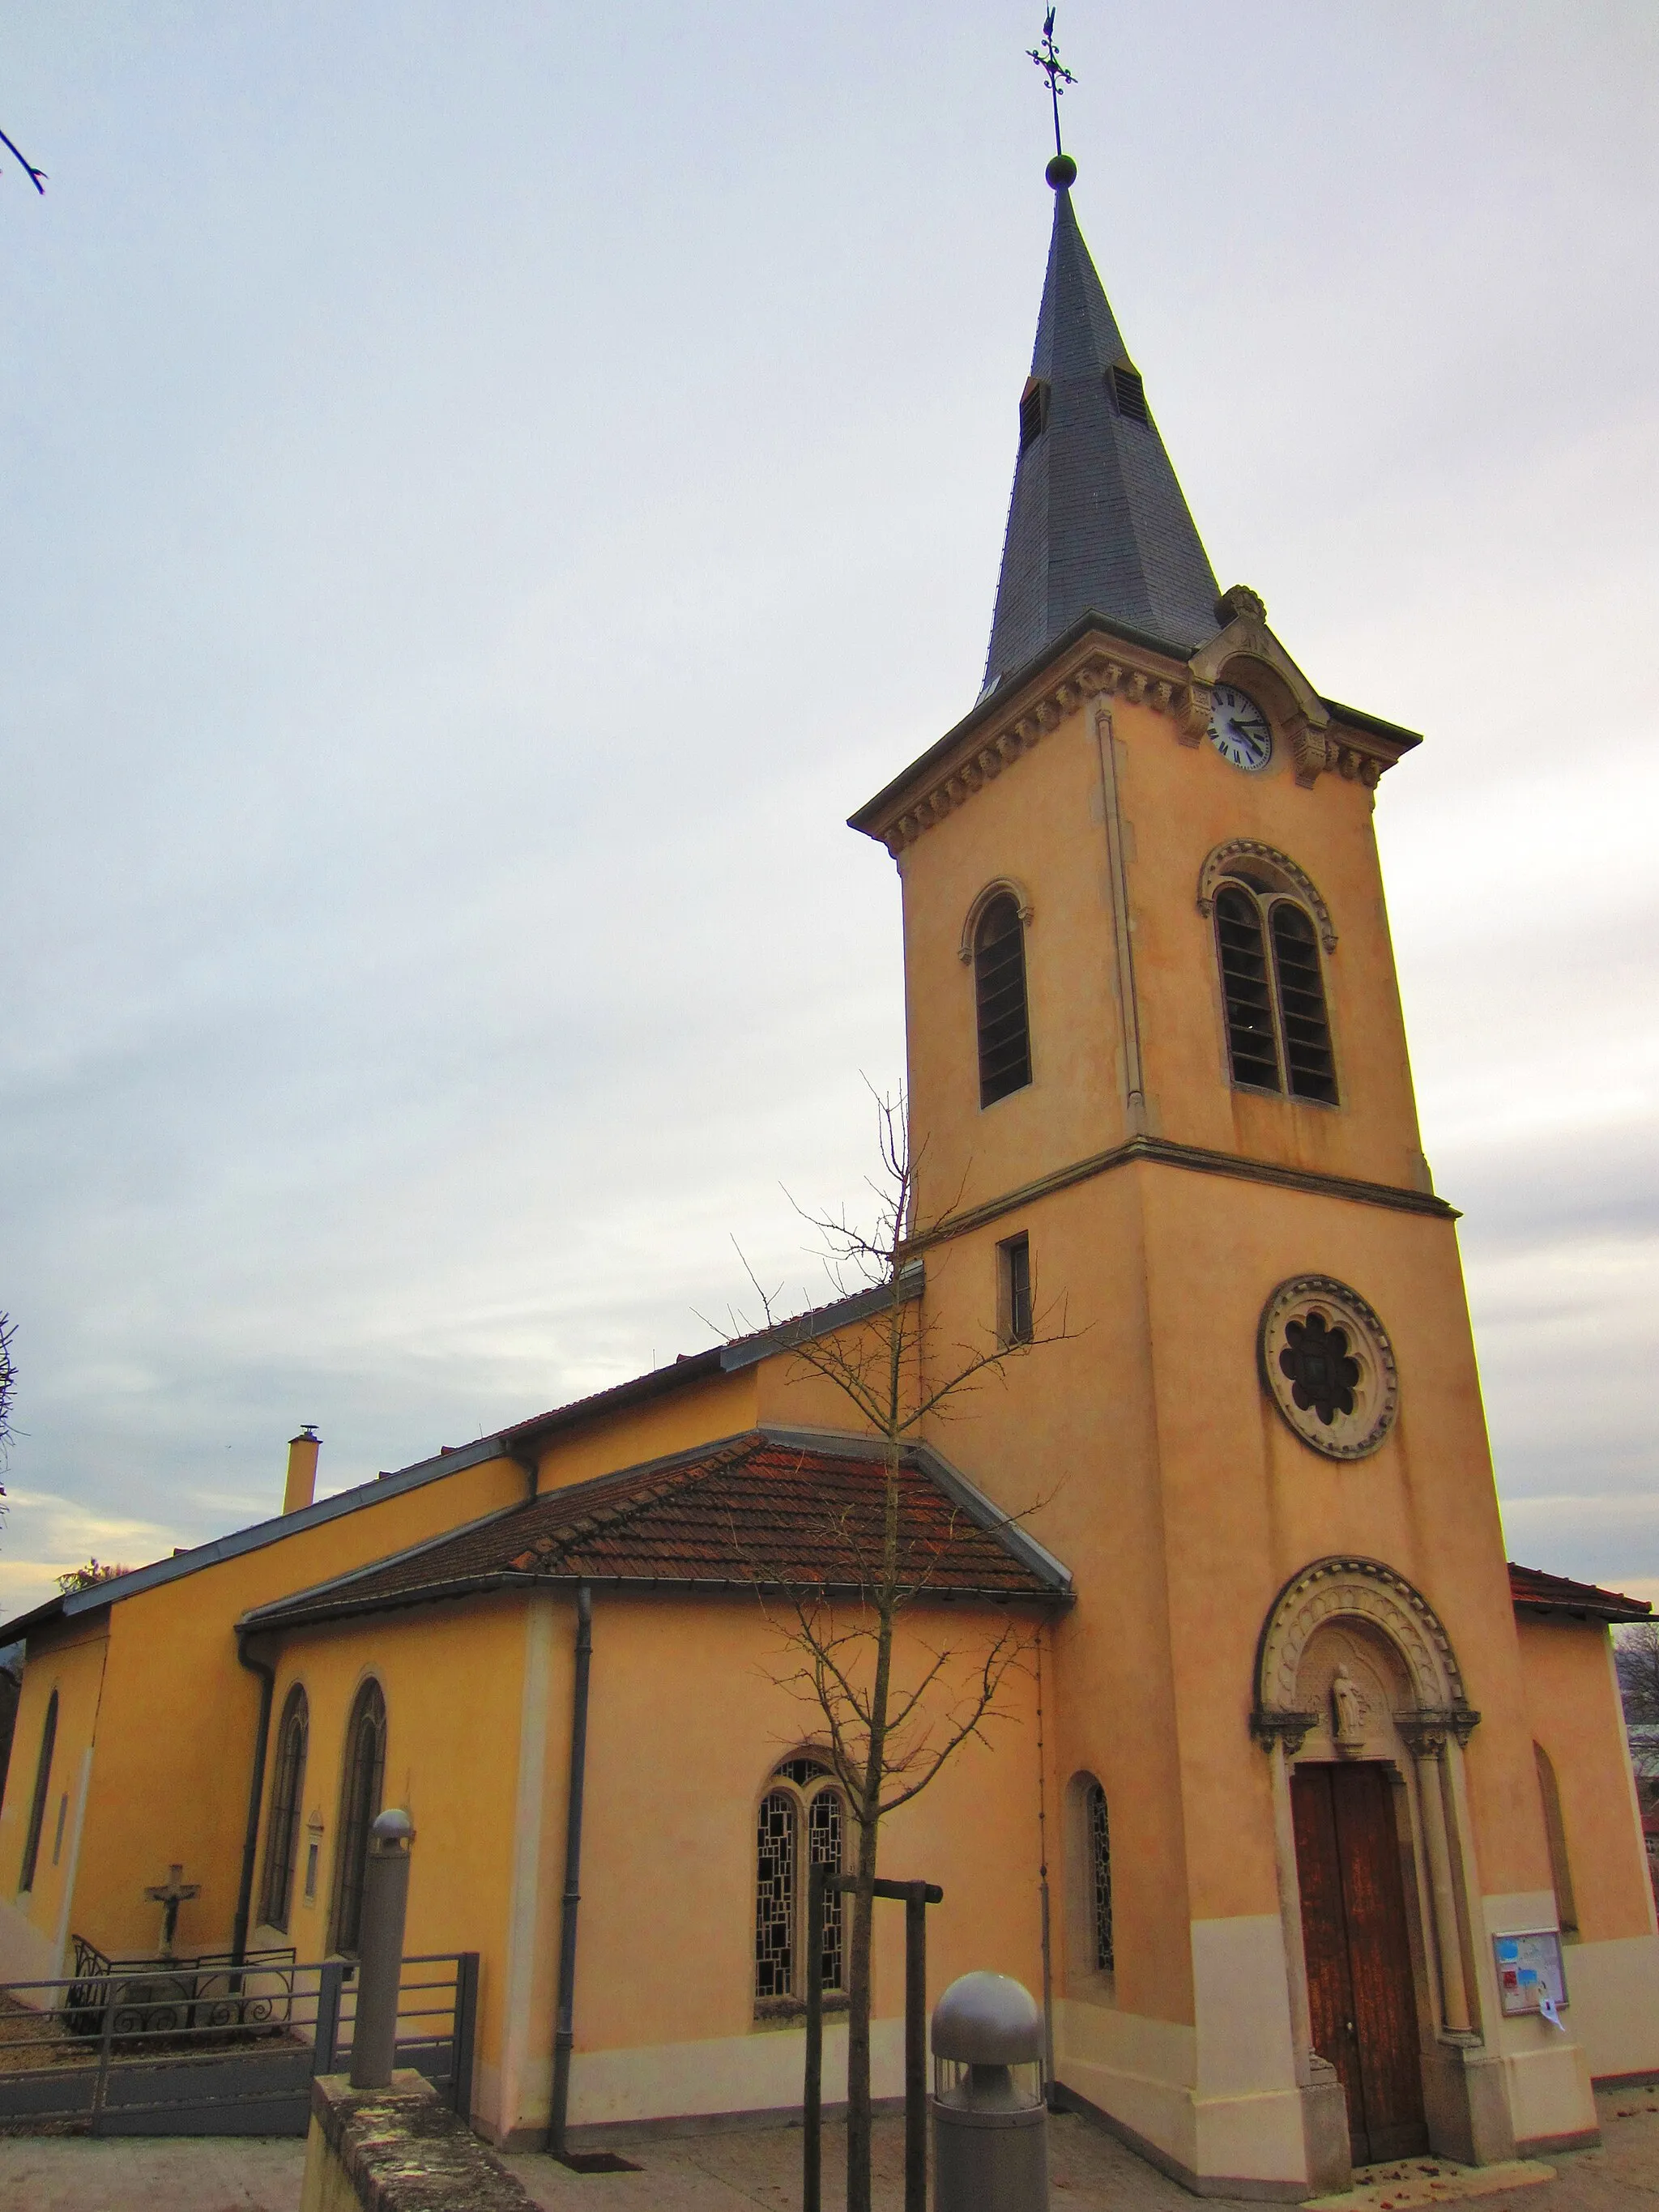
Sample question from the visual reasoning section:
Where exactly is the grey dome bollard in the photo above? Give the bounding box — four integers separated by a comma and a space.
349, 1809, 415, 2089
931, 1971, 1047, 2212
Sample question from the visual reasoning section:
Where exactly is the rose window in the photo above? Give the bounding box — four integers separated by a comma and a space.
1259, 1277, 1397, 1460
1278, 1311, 1361, 1426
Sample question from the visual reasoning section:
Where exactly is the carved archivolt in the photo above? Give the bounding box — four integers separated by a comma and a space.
957, 879, 1035, 964
1251, 1556, 1478, 1754
1197, 842, 1337, 953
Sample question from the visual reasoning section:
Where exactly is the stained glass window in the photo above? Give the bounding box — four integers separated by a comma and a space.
1089, 1781, 1114, 1972
808, 1787, 845, 1993
755, 1789, 797, 2000
755, 1758, 848, 2004
331, 1679, 386, 1956
259, 1686, 309, 1933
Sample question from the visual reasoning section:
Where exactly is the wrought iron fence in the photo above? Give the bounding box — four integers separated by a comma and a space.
0, 1946, 477, 2137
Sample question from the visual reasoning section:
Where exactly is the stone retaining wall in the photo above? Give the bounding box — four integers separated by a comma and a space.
299, 2070, 533, 2212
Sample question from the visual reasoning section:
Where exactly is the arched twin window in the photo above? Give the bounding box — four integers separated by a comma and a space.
973, 892, 1031, 1107
18, 1689, 58, 1895
1213, 881, 1337, 1103
259, 1686, 309, 1934
754, 1755, 850, 2005
331, 1679, 386, 1956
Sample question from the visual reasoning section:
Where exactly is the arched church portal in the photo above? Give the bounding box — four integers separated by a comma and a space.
1252, 1558, 1483, 2169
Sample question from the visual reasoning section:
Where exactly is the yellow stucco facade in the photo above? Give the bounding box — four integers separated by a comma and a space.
2, 164, 1655, 2206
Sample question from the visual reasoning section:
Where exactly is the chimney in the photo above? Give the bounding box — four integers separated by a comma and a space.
284, 1426, 322, 1515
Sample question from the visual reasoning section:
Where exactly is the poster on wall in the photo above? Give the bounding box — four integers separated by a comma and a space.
1493, 1931, 1567, 2020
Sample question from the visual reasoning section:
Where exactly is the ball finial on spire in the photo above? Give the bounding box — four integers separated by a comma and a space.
1046, 153, 1077, 190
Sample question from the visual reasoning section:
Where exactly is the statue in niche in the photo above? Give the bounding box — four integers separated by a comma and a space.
1330, 1664, 1368, 1754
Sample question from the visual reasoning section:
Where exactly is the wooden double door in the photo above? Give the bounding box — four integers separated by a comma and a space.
1293, 1761, 1429, 2167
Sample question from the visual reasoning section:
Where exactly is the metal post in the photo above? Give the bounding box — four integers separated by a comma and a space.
451, 1951, 480, 2119
804, 1860, 825, 2212
91, 1971, 118, 2137
349, 1809, 415, 2090
904, 1893, 927, 2212
316, 1960, 344, 2075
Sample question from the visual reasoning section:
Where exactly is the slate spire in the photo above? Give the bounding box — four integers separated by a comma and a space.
983, 159, 1220, 693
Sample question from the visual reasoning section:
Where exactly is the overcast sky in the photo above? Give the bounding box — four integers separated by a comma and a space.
1, 3, 1655, 1623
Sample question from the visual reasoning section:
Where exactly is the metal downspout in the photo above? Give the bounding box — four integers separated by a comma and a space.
231, 1634, 276, 1970
548, 1583, 593, 2160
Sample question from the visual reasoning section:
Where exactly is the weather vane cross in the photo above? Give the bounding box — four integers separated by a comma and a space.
1028, 8, 1077, 161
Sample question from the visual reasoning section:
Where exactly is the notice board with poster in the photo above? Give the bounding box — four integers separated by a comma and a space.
1494, 1930, 1568, 2018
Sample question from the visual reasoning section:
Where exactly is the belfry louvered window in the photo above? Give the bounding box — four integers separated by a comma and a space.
1213, 881, 1337, 1103
259, 1686, 309, 1933
754, 1755, 848, 2008
975, 893, 1032, 1107
1109, 364, 1148, 424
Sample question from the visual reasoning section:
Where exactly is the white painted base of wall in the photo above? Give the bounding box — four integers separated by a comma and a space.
0, 1896, 58, 1988
1056, 1993, 1316, 2196
1563, 1933, 1659, 2082
482, 2016, 908, 2141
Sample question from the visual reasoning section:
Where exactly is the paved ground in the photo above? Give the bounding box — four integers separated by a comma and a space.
0, 2088, 1654, 2211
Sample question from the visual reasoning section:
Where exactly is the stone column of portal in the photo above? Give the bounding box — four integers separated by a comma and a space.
1402, 1727, 1472, 2035
1267, 1737, 1316, 2085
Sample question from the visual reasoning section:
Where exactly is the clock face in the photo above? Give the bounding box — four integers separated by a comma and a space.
1207, 684, 1273, 772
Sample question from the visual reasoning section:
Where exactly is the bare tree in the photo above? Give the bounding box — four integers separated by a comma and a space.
0, 129, 46, 194
736, 1096, 1069, 2212
1617, 1622, 1659, 1730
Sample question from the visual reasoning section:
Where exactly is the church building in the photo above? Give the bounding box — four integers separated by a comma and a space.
2, 152, 1657, 2197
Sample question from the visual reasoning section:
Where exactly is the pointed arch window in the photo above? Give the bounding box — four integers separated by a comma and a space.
259, 1686, 309, 1934
974, 893, 1032, 1107
753, 1754, 849, 2009
18, 1689, 58, 1894
1213, 881, 1337, 1103
331, 1679, 386, 1956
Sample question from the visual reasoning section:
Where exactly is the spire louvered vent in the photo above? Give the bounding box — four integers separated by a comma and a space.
1109, 364, 1148, 423
1019, 380, 1051, 450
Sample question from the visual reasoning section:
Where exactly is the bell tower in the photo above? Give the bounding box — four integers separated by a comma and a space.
849, 153, 1609, 2195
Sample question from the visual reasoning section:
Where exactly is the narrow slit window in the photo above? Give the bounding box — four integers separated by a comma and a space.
1089, 1780, 1114, 1972
1534, 1745, 1579, 1937
1000, 1234, 1033, 1346
975, 893, 1032, 1107
259, 1686, 309, 1934
1214, 886, 1282, 1092
1270, 903, 1338, 1103
18, 1690, 58, 1894
331, 1679, 386, 1956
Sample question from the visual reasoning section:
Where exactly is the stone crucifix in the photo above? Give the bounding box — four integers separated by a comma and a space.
143, 1863, 201, 1959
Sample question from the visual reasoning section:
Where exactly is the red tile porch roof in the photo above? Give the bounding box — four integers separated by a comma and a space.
239, 1429, 1073, 1634
1508, 1561, 1650, 1625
